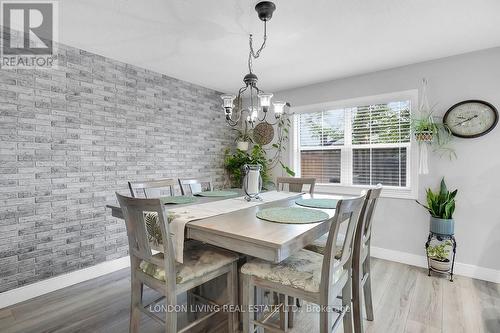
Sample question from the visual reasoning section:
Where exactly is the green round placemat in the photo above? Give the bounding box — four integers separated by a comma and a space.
256, 207, 329, 224
195, 190, 239, 197
160, 196, 197, 205
295, 198, 338, 209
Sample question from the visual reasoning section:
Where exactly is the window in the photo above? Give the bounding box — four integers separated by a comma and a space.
293, 93, 416, 198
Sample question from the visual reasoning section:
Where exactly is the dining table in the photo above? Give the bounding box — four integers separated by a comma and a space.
106, 191, 348, 263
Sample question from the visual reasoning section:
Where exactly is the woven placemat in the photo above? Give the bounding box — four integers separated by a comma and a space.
256, 207, 329, 224
295, 198, 338, 209
195, 190, 239, 197
160, 196, 197, 205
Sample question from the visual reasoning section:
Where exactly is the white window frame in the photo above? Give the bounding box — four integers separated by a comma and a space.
289, 90, 419, 200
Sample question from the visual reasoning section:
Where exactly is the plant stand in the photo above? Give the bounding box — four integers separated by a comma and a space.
425, 232, 457, 281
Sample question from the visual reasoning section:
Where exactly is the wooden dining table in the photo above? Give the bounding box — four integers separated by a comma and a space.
106, 191, 348, 263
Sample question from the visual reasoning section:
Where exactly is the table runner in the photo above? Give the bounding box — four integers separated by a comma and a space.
169, 191, 301, 263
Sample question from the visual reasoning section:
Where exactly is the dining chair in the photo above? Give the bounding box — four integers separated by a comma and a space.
240, 195, 366, 333
178, 178, 213, 195
116, 193, 239, 333
276, 177, 316, 194
128, 178, 178, 198
304, 184, 382, 333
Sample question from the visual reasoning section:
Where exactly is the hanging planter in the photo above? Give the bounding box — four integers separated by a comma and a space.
415, 130, 434, 143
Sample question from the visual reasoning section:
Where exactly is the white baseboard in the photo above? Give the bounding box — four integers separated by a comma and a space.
371, 246, 500, 284
2, 247, 499, 310
0, 256, 131, 309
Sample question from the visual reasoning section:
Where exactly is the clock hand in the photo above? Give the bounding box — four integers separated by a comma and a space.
454, 114, 478, 127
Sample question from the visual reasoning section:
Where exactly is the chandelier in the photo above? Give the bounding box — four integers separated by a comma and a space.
220, 1, 289, 141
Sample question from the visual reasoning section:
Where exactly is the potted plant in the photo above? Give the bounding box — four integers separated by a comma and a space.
224, 145, 272, 189
417, 178, 457, 235
234, 128, 253, 151
427, 240, 453, 271
412, 114, 439, 143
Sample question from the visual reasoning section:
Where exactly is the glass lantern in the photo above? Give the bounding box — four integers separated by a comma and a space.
221, 94, 236, 118
273, 101, 286, 118
242, 164, 262, 201
258, 93, 273, 113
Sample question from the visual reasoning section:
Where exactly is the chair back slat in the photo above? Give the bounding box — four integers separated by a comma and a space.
178, 178, 212, 195
128, 179, 177, 198
276, 177, 316, 194
361, 184, 383, 244
320, 195, 365, 291
116, 193, 176, 283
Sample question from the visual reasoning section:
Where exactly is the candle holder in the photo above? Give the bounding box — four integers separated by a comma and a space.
243, 164, 262, 202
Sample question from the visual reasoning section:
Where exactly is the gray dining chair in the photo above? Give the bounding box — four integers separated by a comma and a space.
178, 178, 212, 195
276, 177, 316, 194
304, 184, 382, 333
116, 193, 239, 333
240, 195, 366, 333
128, 178, 178, 198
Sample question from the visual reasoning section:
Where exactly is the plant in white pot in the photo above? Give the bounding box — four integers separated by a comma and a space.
234, 129, 253, 151
427, 240, 453, 271
417, 178, 457, 235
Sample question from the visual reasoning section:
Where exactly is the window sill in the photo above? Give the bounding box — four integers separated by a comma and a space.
314, 183, 417, 200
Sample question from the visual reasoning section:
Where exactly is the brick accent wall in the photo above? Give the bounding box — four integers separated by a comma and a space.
0, 43, 232, 292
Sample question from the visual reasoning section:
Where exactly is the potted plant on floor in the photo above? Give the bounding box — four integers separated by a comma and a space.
417, 178, 457, 235
427, 240, 453, 271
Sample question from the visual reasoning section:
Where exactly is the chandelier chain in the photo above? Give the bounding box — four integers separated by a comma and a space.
248, 21, 267, 73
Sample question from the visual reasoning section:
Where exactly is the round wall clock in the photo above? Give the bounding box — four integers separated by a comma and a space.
443, 100, 498, 138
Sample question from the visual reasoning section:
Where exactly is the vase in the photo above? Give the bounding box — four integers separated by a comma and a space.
430, 216, 454, 235
242, 164, 262, 201
236, 141, 249, 151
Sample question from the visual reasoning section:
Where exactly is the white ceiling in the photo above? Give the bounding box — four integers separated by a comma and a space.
60, 0, 500, 92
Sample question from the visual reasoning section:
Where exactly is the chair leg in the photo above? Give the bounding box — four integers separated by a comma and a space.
227, 263, 238, 333
352, 260, 364, 333
287, 296, 295, 329
165, 294, 177, 333
279, 294, 289, 331
319, 306, 333, 333
342, 269, 354, 333
241, 274, 254, 333
130, 276, 142, 333
363, 258, 374, 321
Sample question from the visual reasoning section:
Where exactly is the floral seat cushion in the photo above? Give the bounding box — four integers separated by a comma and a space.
241, 249, 344, 293
304, 233, 345, 258
139, 241, 239, 284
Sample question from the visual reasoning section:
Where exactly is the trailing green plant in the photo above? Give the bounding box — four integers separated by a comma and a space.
427, 240, 452, 261
265, 109, 295, 177
224, 144, 272, 188
411, 111, 456, 159
233, 128, 253, 143
416, 178, 457, 219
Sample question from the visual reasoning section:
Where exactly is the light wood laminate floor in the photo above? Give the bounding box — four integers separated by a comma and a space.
0, 258, 499, 333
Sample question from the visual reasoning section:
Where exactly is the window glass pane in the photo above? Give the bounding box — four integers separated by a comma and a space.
299, 113, 321, 147
322, 110, 344, 146
352, 101, 411, 145
299, 110, 344, 147
300, 150, 341, 184
353, 148, 407, 186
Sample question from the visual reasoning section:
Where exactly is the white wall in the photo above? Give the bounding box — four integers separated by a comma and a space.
273, 47, 500, 272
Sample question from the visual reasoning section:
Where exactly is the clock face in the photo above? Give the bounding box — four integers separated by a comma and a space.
443, 100, 498, 138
